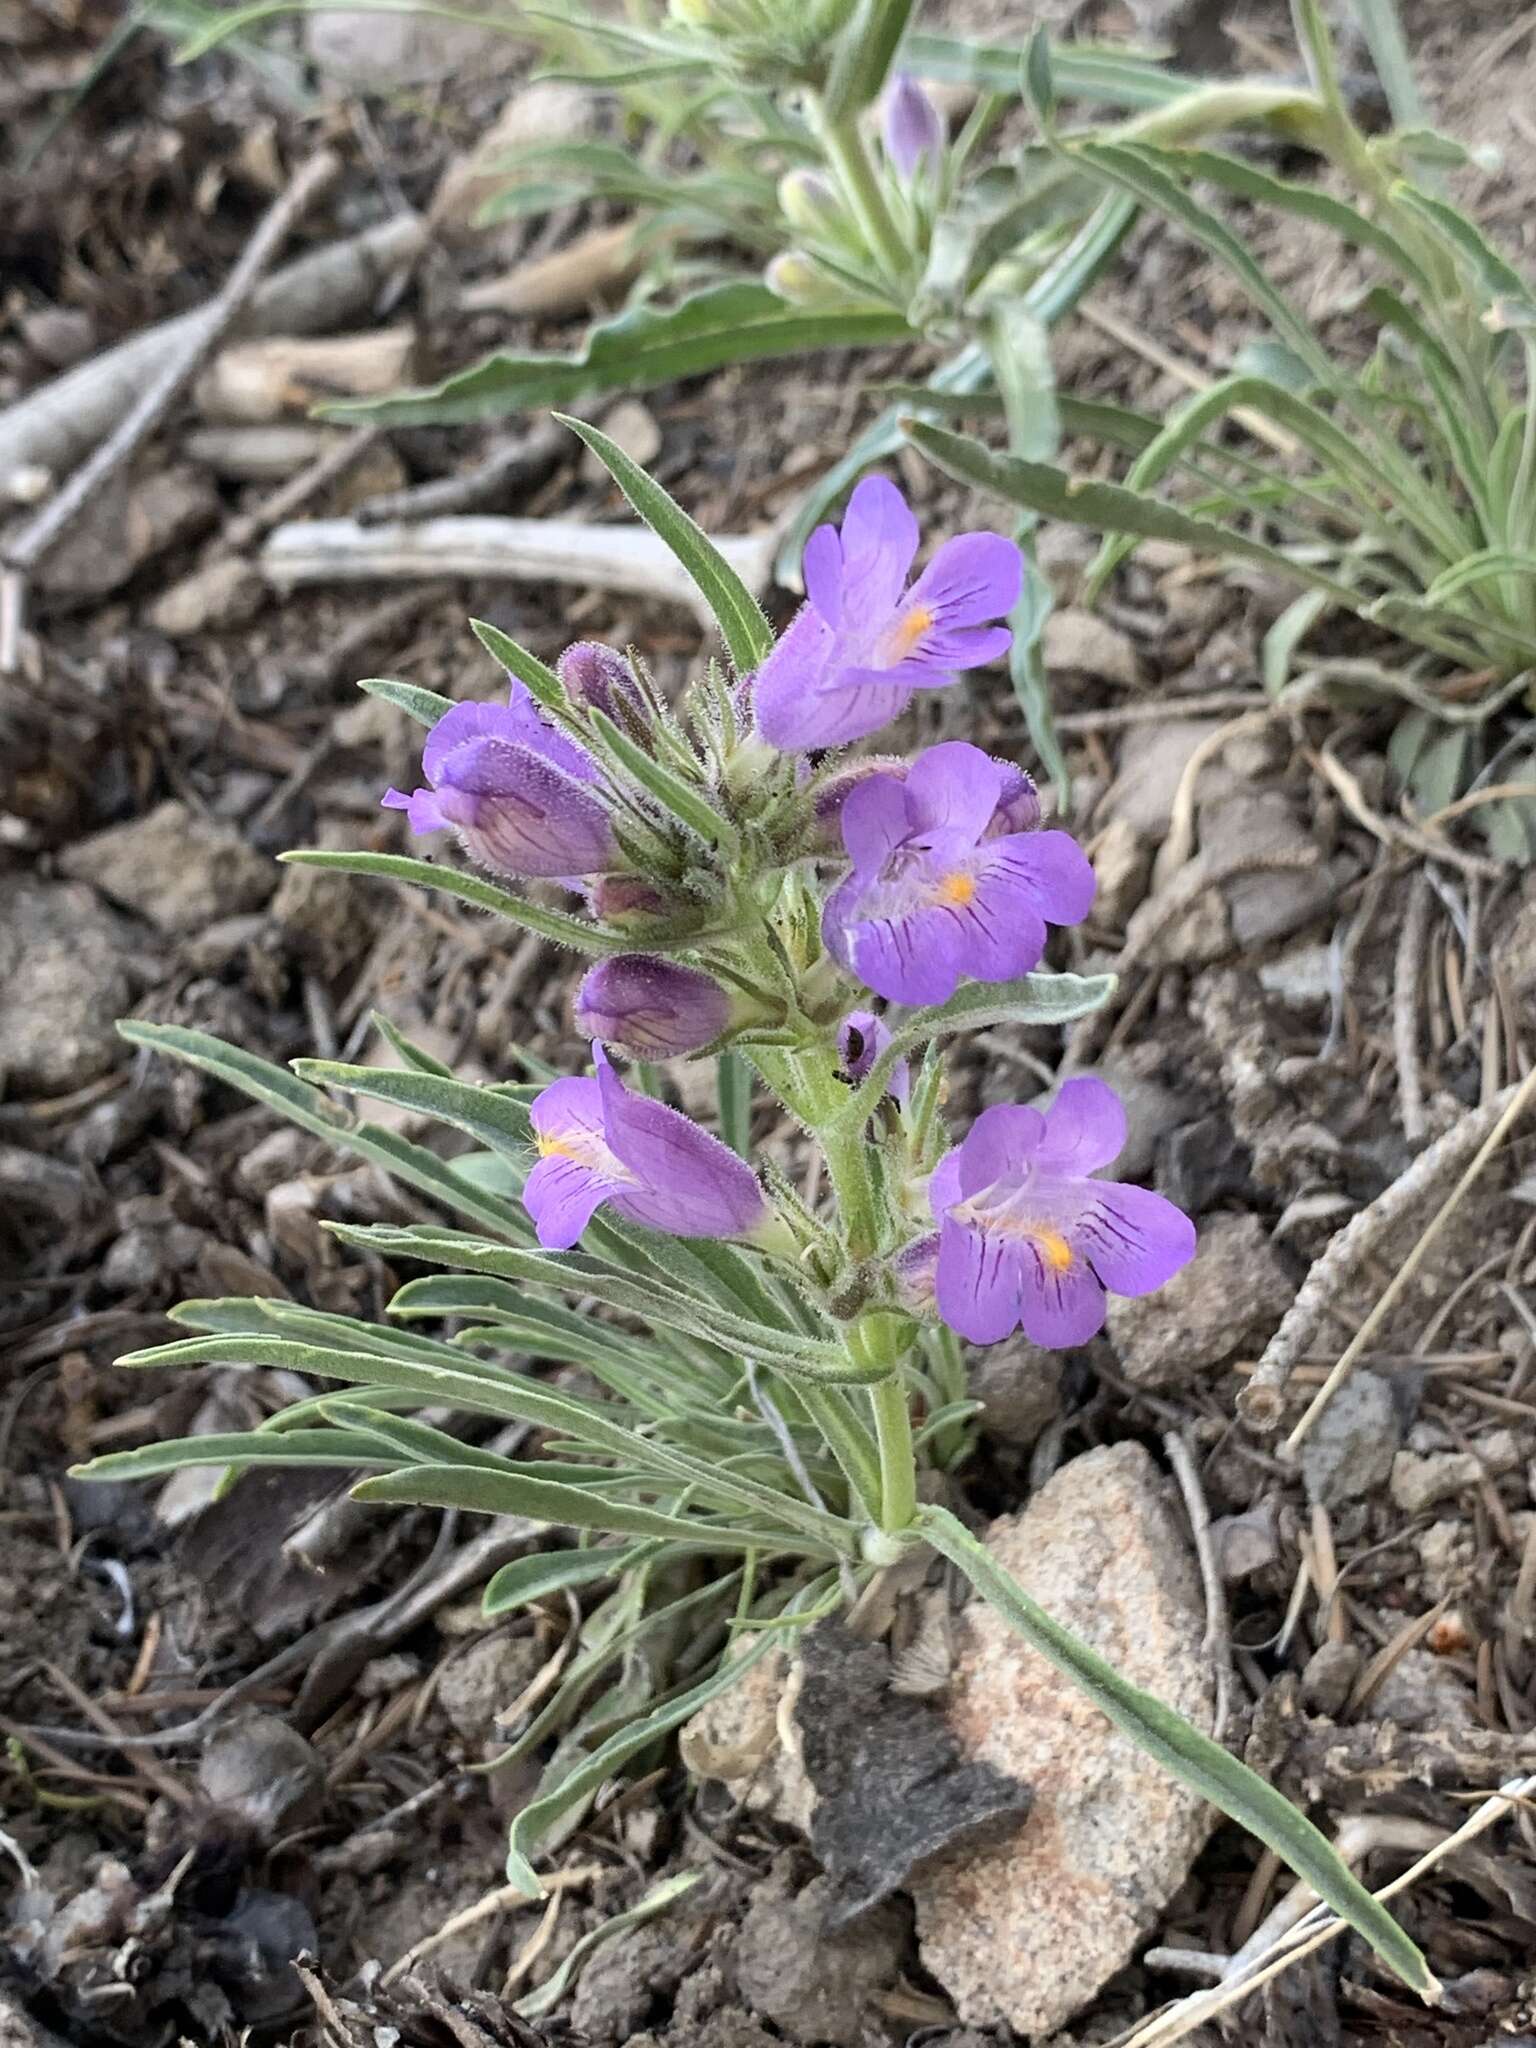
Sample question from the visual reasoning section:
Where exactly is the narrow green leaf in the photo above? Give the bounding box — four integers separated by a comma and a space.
1391, 183, 1529, 303
823, 0, 916, 119
903, 419, 1360, 604
920, 1503, 1438, 1998
905, 31, 1199, 108
292, 1058, 531, 1157
587, 709, 736, 852
717, 1052, 752, 1158
482, 1541, 661, 1614
319, 283, 912, 428
557, 415, 773, 673
115, 1021, 529, 1235
516, 1872, 703, 2019
278, 850, 628, 954
369, 1013, 456, 1080
504, 1621, 789, 1893
469, 618, 565, 708
357, 677, 455, 727
73, 1429, 395, 1482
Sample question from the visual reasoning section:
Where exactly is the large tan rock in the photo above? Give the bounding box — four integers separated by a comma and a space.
911, 1443, 1214, 2037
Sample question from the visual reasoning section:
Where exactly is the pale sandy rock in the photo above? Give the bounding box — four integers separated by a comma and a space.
1390, 1449, 1482, 1514
680, 1646, 814, 1833
1299, 1367, 1401, 1507
1089, 814, 1152, 927
62, 800, 274, 934
1107, 1212, 1291, 1389
911, 1443, 1214, 2038
0, 878, 137, 1095
1104, 718, 1226, 835
1043, 608, 1140, 687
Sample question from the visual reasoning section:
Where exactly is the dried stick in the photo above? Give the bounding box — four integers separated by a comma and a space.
1239, 1069, 1536, 1434
1163, 1429, 1232, 1740
1, 149, 339, 670
1392, 871, 1433, 1142
353, 416, 567, 524
380, 1861, 602, 1985
0, 210, 424, 484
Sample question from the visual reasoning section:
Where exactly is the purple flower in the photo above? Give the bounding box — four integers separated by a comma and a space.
525, 1049, 770, 1249
929, 1077, 1196, 1348
822, 741, 1095, 1005
383, 684, 615, 881
753, 477, 1021, 751
575, 955, 733, 1059
837, 1010, 909, 1104
883, 74, 944, 179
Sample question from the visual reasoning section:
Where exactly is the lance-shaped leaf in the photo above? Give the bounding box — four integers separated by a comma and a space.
482, 1542, 667, 1616
116, 1022, 530, 1236
277, 850, 629, 955
292, 1058, 532, 1159
919, 1503, 1439, 1999
357, 677, 457, 728
73, 1429, 399, 1483
559, 414, 773, 675
319, 284, 913, 428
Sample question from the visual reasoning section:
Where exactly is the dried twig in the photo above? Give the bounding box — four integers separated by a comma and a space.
260, 514, 777, 628
353, 417, 567, 524
1392, 872, 1433, 1142
1239, 1071, 1536, 1432
222, 424, 383, 554
0, 211, 424, 485
381, 1862, 602, 1986
1, 149, 340, 671
1163, 1430, 1232, 1740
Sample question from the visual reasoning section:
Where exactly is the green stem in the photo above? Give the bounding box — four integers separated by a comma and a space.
870, 1374, 918, 1534
798, 1385, 883, 1521
812, 99, 911, 286
919, 1501, 1438, 1999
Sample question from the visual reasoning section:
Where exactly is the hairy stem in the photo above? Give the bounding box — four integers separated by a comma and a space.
812, 101, 911, 286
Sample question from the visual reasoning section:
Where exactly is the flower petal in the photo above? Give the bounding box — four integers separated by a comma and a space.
905, 623, 1013, 670
752, 607, 837, 750
422, 699, 526, 785
1035, 1075, 1126, 1174
523, 1153, 610, 1249
598, 1059, 767, 1238
503, 680, 602, 784
382, 786, 449, 834
1078, 1182, 1197, 1296
1016, 1253, 1108, 1348
443, 740, 616, 879
987, 829, 1097, 928
838, 771, 913, 877
803, 523, 844, 624
929, 1148, 964, 1215
930, 861, 1049, 985
530, 1073, 607, 1148
936, 1218, 1023, 1344
838, 474, 919, 614
905, 531, 1022, 628
846, 903, 967, 1005
955, 1103, 1045, 1200
904, 741, 1005, 844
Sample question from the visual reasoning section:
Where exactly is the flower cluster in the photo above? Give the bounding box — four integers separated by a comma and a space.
380, 475, 1194, 1350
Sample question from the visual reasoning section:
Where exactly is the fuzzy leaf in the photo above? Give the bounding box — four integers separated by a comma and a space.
318, 284, 912, 427
357, 677, 456, 728
278, 850, 628, 954
482, 1542, 663, 1615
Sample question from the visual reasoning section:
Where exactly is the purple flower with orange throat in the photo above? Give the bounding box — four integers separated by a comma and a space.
822, 741, 1094, 1006
929, 1077, 1195, 1348
575, 955, 733, 1061
382, 683, 614, 881
753, 477, 1021, 751
525, 1049, 770, 1249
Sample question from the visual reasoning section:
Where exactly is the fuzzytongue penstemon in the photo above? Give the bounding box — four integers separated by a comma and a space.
87, 429, 1435, 2001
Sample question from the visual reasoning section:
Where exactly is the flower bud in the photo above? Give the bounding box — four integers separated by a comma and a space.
989, 762, 1041, 835
765, 251, 845, 306
575, 954, 734, 1059
891, 1232, 940, 1316
558, 641, 646, 725
883, 74, 944, 180
778, 170, 845, 241
809, 755, 909, 847
587, 875, 670, 928
837, 1010, 909, 1103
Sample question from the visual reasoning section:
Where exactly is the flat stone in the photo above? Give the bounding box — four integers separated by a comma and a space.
1300, 1368, 1402, 1507
0, 878, 139, 1096
911, 1443, 1214, 2037
62, 799, 275, 934
1107, 1212, 1291, 1389
1390, 1449, 1483, 1514
436, 1631, 543, 1744
1043, 608, 1140, 687
734, 1866, 904, 2046
1104, 719, 1227, 836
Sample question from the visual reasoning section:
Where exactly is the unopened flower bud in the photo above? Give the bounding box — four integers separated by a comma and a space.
765, 251, 844, 306
883, 74, 944, 180
837, 1010, 909, 1103
575, 954, 734, 1059
891, 1232, 940, 1316
989, 763, 1041, 835
587, 875, 670, 928
778, 170, 844, 241
810, 755, 908, 846
558, 641, 646, 725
